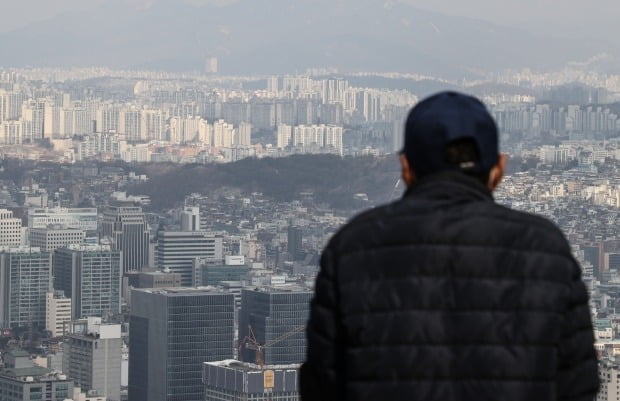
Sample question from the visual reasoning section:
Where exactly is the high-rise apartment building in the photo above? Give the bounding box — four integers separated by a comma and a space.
101, 203, 150, 272
129, 288, 235, 401
0, 209, 23, 247
157, 231, 223, 286
235, 122, 252, 146
0, 247, 52, 329
53, 244, 122, 320
239, 286, 311, 365
63, 318, 122, 401
45, 291, 71, 338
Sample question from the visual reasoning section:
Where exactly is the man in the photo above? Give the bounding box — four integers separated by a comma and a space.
300, 91, 599, 401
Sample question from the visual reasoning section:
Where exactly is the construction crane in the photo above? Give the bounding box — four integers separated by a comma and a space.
390, 178, 402, 200
238, 324, 306, 368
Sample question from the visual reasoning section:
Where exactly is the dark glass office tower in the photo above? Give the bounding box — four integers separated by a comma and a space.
239, 286, 312, 365
101, 203, 150, 272
129, 288, 235, 401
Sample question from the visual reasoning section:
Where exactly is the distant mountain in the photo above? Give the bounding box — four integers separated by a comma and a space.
0, 0, 613, 78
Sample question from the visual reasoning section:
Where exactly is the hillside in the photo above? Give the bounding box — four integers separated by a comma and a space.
129, 154, 402, 210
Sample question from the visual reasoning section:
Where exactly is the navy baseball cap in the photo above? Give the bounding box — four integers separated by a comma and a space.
402, 91, 499, 176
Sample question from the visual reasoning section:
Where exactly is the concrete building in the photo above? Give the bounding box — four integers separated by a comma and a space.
157, 231, 223, 286
101, 203, 150, 272
53, 244, 122, 320
0, 247, 52, 329
28, 227, 86, 252
63, 318, 122, 401
123, 270, 182, 306
194, 255, 250, 286
0, 209, 23, 247
129, 288, 235, 401
27, 208, 97, 232
203, 360, 300, 401
598, 360, 620, 401
180, 207, 201, 232
45, 291, 71, 338
239, 286, 311, 365
0, 349, 74, 401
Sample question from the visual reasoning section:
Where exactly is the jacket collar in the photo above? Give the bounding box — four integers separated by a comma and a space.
403, 170, 494, 202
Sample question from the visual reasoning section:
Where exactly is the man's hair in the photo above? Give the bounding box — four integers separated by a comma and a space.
442, 138, 490, 184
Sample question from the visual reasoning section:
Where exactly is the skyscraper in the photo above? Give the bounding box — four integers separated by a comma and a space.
157, 231, 223, 286
129, 288, 235, 401
238, 286, 311, 365
63, 318, 122, 401
0, 247, 52, 329
101, 203, 150, 272
287, 225, 303, 260
53, 244, 122, 320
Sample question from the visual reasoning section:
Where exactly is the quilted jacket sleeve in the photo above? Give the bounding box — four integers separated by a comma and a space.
557, 260, 599, 401
300, 244, 345, 401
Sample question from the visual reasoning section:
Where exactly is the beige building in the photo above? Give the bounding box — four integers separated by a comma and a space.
46, 291, 72, 337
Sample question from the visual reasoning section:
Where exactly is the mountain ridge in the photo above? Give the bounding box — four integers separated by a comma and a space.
0, 0, 612, 79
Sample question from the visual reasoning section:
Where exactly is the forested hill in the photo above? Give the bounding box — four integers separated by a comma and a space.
130, 155, 402, 210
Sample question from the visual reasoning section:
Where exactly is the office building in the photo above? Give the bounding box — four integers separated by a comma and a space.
0, 247, 52, 329
180, 207, 200, 232
203, 360, 300, 401
239, 286, 311, 365
126, 270, 182, 289
101, 203, 150, 272
0, 349, 74, 401
53, 244, 122, 320
129, 288, 235, 401
63, 318, 122, 401
194, 255, 250, 286
157, 231, 223, 286
45, 291, 71, 338
287, 226, 303, 260
123, 270, 182, 306
598, 360, 620, 401
0, 209, 23, 247
29, 227, 85, 252
28, 208, 97, 232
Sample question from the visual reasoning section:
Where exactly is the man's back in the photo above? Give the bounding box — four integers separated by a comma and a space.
301, 172, 599, 401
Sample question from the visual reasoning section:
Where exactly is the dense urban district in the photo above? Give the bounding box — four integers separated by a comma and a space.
0, 65, 618, 401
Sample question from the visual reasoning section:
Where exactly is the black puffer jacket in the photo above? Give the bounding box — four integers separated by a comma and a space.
301, 172, 599, 401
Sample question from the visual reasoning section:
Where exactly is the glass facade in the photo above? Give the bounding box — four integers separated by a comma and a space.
129, 289, 235, 401
53, 245, 121, 320
239, 288, 311, 365
2, 249, 52, 329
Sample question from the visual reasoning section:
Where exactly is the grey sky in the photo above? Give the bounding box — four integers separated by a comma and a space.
1, 0, 618, 37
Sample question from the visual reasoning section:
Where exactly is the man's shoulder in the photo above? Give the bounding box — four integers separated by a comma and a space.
329, 198, 571, 257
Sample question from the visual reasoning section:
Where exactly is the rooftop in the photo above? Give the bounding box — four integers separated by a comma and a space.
135, 286, 229, 296
204, 359, 300, 373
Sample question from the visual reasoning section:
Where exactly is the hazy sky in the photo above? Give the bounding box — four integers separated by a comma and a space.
1, 0, 618, 36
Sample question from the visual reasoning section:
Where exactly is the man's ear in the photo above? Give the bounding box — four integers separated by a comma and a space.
487, 153, 508, 191
399, 154, 417, 187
